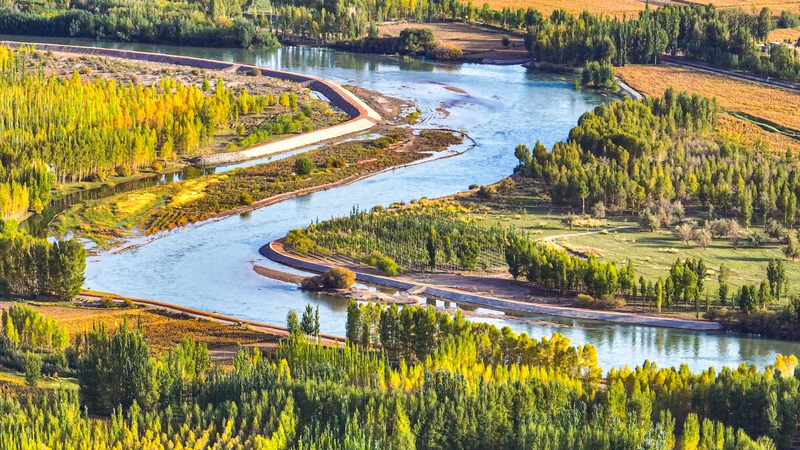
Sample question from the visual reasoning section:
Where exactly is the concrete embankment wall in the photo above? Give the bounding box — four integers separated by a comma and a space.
261, 240, 722, 331
0, 41, 381, 165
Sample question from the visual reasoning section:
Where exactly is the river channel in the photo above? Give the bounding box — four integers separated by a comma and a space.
6, 35, 800, 371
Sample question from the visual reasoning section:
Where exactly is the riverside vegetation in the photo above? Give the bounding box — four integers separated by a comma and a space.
0, 45, 346, 224
55, 129, 462, 245
285, 88, 800, 338
0, 297, 794, 449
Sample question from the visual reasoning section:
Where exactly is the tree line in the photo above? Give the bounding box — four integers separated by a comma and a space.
0, 301, 785, 449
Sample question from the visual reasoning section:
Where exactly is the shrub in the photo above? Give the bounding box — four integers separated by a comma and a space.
115, 166, 132, 177
123, 298, 135, 309
431, 42, 463, 61
300, 276, 323, 291
321, 267, 356, 289
239, 192, 254, 206
502, 35, 511, 47
151, 162, 164, 172
375, 256, 400, 276
247, 68, 261, 76
477, 185, 496, 199
100, 297, 116, 308
294, 156, 315, 176
573, 294, 626, 310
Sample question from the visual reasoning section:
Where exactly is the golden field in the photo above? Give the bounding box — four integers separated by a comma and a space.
683, 0, 800, 10
480, 0, 645, 16
617, 64, 800, 151
0, 301, 279, 354
379, 22, 529, 60
769, 25, 800, 42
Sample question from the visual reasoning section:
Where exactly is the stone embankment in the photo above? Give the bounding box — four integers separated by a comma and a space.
261, 240, 722, 331
0, 41, 382, 166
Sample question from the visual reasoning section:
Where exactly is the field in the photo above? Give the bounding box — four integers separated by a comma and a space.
616, 64, 800, 152
378, 22, 528, 60
479, 0, 646, 17
769, 25, 800, 42
683, 0, 800, 10
0, 300, 280, 355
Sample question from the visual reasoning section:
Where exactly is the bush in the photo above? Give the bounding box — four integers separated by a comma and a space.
294, 156, 315, 176
573, 294, 626, 310
115, 166, 132, 177
477, 185, 496, 199
100, 297, 116, 308
123, 298, 135, 309
300, 276, 323, 291
151, 162, 163, 172
502, 35, 511, 47
431, 42, 463, 61
376, 256, 401, 276
323, 267, 356, 288
239, 192, 254, 206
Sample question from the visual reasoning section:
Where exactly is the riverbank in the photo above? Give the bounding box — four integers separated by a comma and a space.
260, 239, 722, 331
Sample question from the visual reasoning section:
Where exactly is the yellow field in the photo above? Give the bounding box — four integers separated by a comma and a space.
616, 64, 800, 152
480, 0, 645, 16
769, 26, 800, 42
683, 0, 800, 10
0, 301, 278, 353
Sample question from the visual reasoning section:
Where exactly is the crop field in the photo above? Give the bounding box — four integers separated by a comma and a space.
0, 301, 277, 354
480, 0, 645, 17
769, 25, 800, 42
616, 64, 800, 152
683, 0, 800, 10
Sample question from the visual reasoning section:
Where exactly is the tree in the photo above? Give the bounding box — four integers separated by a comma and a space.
718, 263, 730, 306
346, 299, 362, 346
749, 228, 767, 248
514, 144, 531, 169
321, 267, 356, 288
22, 352, 42, 386
287, 310, 300, 336
694, 228, 711, 249
426, 225, 438, 269
784, 231, 800, 260
592, 201, 606, 219
457, 241, 480, 270
294, 156, 315, 176
77, 320, 159, 415
579, 182, 589, 215
300, 304, 317, 335
675, 223, 693, 244
389, 400, 416, 450
737, 284, 758, 314
767, 259, 787, 300
728, 220, 743, 248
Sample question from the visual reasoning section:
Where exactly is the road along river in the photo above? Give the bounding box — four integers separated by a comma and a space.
5, 35, 800, 371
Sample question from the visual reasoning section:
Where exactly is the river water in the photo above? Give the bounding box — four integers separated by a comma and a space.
6, 35, 800, 371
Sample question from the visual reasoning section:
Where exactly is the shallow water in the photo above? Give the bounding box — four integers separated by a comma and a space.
7, 35, 800, 371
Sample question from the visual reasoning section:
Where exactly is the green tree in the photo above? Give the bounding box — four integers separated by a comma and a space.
300, 304, 317, 336
287, 310, 301, 336
22, 351, 42, 386
718, 263, 730, 306
456, 241, 480, 270
294, 156, 315, 176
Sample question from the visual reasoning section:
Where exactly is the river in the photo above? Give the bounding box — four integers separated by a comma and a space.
6, 35, 800, 371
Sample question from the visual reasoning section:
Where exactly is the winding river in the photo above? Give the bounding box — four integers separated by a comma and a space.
6, 35, 800, 371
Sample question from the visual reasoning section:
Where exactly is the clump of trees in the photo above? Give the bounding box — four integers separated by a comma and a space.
0, 223, 86, 301
580, 61, 616, 89
300, 267, 356, 290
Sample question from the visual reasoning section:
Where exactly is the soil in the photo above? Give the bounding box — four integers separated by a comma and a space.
344, 85, 412, 120
378, 22, 529, 61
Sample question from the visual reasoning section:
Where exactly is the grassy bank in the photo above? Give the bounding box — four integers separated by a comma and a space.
55, 129, 463, 246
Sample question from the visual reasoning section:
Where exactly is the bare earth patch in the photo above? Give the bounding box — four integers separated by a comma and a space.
378, 22, 529, 61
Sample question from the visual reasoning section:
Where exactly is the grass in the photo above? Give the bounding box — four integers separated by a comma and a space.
457, 180, 798, 307
616, 64, 800, 152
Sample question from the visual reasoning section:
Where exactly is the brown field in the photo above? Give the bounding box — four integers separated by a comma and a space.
378, 22, 529, 60
0, 301, 280, 355
769, 26, 800, 42
480, 0, 646, 17
616, 64, 800, 151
